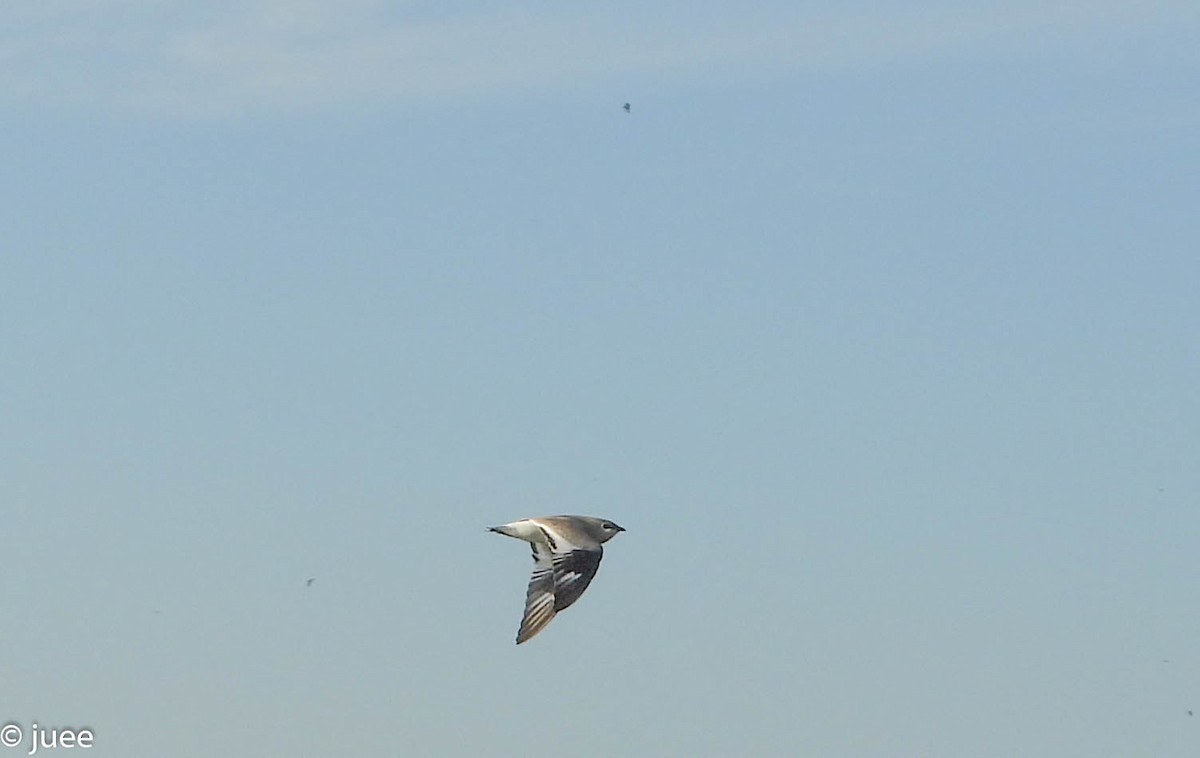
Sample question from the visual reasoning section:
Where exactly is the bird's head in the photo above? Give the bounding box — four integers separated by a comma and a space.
593, 518, 625, 543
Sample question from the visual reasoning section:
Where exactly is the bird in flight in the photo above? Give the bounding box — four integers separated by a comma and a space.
489, 515, 625, 643
305, 577, 315, 587
623, 102, 631, 113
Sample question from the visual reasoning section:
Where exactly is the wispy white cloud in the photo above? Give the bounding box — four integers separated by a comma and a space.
0, 0, 1191, 116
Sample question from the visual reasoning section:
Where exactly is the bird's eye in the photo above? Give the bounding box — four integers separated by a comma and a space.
603, 522, 616, 530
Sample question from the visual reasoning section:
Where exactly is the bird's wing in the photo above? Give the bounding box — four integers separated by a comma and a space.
513, 518, 607, 643
552, 547, 604, 612
516, 542, 605, 642
516, 541, 558, 644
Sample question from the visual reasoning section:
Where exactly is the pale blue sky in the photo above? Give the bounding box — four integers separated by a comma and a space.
3, 2, 1199, 756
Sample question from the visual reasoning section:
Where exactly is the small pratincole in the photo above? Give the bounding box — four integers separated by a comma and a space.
489, 515, 625, 644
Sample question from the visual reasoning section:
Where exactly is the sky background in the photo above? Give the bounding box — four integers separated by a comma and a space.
3, 1, 1199, 756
